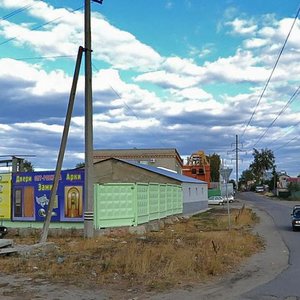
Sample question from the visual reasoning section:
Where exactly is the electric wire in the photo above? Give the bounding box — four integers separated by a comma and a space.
267, 119, 300, 148
241, 5, 300, 140
252, 84, 300, 147
0, 2, 36, 21
0, 5, 83, 47
92, 62, 141, 120
274, 135, 299, 152
91, 62, 169, 148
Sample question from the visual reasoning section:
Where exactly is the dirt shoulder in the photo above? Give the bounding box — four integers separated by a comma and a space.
0, 199, 287, 300
147, 199, 289, 300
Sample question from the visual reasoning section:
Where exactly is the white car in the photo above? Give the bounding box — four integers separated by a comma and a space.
255, 186, 264, 193
208, 196, 224, 205
224, 194, 235, 203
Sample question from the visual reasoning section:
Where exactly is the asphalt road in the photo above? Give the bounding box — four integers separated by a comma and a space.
240, 192, 300, 300
150, 192, 295, 300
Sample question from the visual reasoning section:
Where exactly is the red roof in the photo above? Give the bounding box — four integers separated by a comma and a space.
287, 177, 300, 183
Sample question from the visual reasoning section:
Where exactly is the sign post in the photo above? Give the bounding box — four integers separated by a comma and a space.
220, 167, 232, 230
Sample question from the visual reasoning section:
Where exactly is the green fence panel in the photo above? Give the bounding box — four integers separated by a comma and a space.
159, 184, 167, 218
172, 185, 178, 214
173, 186, 183, 214
94, 183, 183, 228
166, 184, 173, 216
149, 183, 159, 220
94, 183, 135, 228
136, 183, 149, 225
208, 188, 221, 197
177, 185, 183, 214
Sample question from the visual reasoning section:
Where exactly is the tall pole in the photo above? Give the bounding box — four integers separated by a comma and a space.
236, 135, 239, 191
84, 0, 94, 238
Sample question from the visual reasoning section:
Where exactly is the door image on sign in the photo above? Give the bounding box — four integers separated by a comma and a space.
64, 186, 83, 218
14, 187, 34, 218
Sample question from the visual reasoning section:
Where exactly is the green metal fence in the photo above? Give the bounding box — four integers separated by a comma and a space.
94, 183, 183, 229
208, 188, 221, 197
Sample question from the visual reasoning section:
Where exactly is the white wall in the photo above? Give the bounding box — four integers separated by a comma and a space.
182, 182, 208, 213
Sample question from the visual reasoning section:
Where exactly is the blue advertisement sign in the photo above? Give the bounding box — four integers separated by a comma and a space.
12, 169, 84, 222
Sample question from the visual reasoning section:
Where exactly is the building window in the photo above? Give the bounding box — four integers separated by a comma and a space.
192, 169, 196, 174
198, 168, 204, 175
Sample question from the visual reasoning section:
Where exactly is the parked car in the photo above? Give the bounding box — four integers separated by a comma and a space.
208, 196, 224, 205
255, 186, 264, 193
291, 205, 300, 231
0, 226, 8, 238
224, 194, 235, 203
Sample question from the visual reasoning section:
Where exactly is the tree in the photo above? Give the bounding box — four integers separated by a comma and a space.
75, 162, 85, 169
250, 148, 275, 184
229, 179, 236, 190
23, 160, 34, 172
239, 168, 255, 190
208, 153, 220, 182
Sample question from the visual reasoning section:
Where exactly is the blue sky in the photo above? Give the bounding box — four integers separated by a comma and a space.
0, 0, 300, 179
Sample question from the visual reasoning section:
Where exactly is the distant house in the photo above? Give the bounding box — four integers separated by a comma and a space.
276, 174, 297, 197
93, 158, 208, 214
93, 148, 183, 174
277, 174, 290, 190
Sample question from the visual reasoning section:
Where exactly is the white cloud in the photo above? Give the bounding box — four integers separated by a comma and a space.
244, 38, 268, 49
0, 58, 74, 97
170, 87, 213, 101
227, 18, 257, 35
0, 2, 299, 176
0, 1, 163, 71
134, 70, 199, 89
14, 122, 63, 133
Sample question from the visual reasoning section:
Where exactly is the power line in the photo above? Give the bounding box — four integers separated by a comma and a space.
267, 119, 300, 148
241, 5, 300, 140
92, 62, 141, 119
0, 2, 36, 21
252, 84, 300, 147
91, 62, 170, 148
274, 135, 299, 152
0, 5, 83, 47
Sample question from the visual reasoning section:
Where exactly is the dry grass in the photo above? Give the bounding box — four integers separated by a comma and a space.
0, 205, 263, 293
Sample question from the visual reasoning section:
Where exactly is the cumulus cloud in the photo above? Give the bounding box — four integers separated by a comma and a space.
244, 38, 268, 49
226, 18, 258, 35
0, 0, 163, 71
0, 1, 299, 175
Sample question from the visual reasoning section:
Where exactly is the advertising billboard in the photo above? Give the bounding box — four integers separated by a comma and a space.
12, 169, 84, 222
0, 173, 11, 220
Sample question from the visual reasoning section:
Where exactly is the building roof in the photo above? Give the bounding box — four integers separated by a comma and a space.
287, 177, 300, 183
95, 158, 207, 184
93, 148, 183, 165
